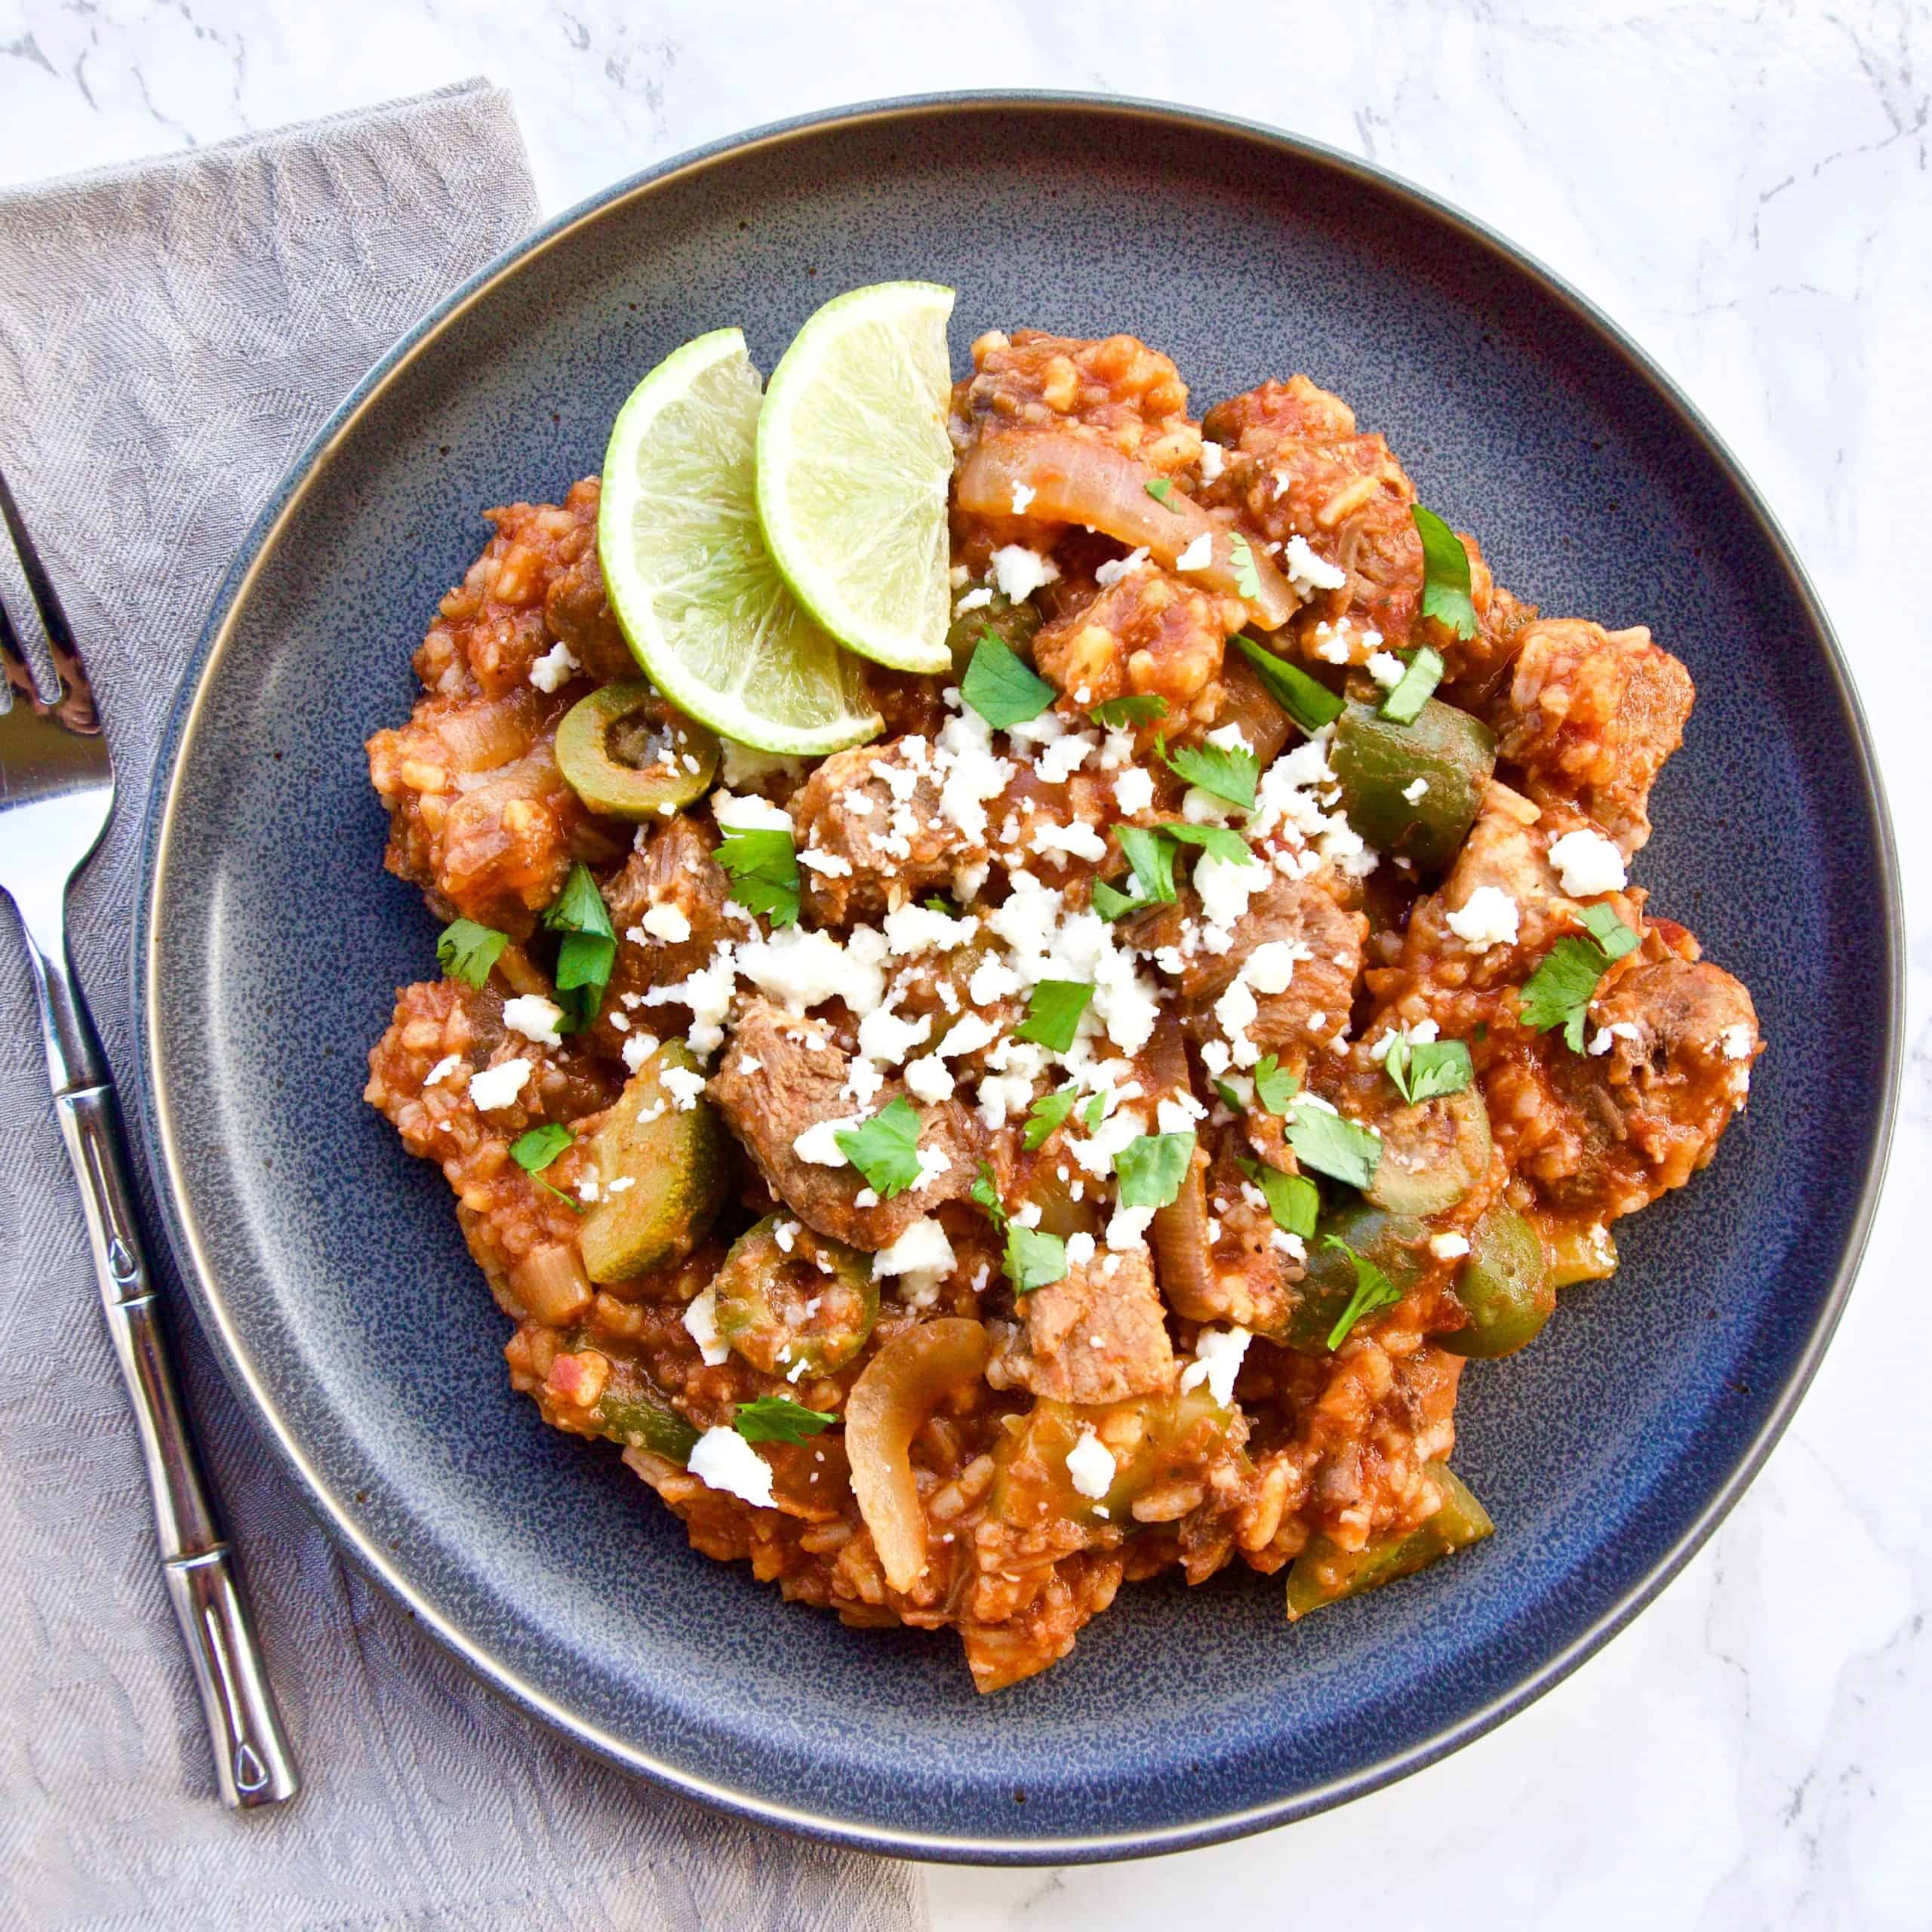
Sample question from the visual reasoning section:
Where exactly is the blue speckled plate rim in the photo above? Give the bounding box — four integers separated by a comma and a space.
131, 91, 1903, 1864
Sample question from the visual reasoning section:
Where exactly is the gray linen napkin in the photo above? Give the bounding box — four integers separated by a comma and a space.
0, 82, 924, 1932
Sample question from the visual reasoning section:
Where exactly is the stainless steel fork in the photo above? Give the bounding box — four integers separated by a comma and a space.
0, 467, 297, 1809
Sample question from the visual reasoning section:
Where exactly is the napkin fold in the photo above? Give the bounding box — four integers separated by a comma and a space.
0, 82, 924, 1931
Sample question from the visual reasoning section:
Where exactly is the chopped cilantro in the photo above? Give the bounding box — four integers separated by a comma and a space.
734, 1395, 835, 1444
1016, 979, 1093, 1052
1411, 505, 1478, 641
1092, 879, 1149, 922
1144, 478, 1175, 507
970, 1161, 1009, 1230
1233, 635, 1345, 735
1519, 907, 1641, 1051
1081, 1091, 1108, 1134
1116, 825, 1180, 905
1114, 1131, 1196, 1210
509, 1123, 573, 1174
1090, 693, 1169, 729
922, 893, 958, 915
1285, 1097, 1381, 1189
1252, 1054, 1297, 1115
1385, 1035, 1474, 1104
961, 631, 1055, 730
1160, 735, 1258, 812
1006, 1225, 1069, 1296
1237, 1155, 1318, 1239
1214, 1077, 1246, 1112
835, 1097, 924, 1198
437, 918, 508, 989
1379, 645, 1444, 725
716, 826, 801, 929
1023, 1084, 1079, 1152
542, 862, 617, 1028
1228, 532, 1263, 601
1323, 1235, 1404, 1349
1155, 821, 1256, 866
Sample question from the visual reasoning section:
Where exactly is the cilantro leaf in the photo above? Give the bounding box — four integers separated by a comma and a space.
734, 1395, 835, 1444
1081, 1091, 1108, 1134
543, 863, 617, 1028
1237, 1155, 1318, 1239
961, 631, 1055, 730
970, 1161, 1009, 1231
923, 893, 959, 915
1233, 635, 1345, 735
1285, 1097, 1381, 1189
1214, 1077, 1246, 1112
835, 1097, 924, 1198
1323, 1235, 1404, 1349
1092, 878, 1150, 922
1411, 505, 1478, 642
1252, 1054, 1297, 1116
437, 918, 509, 989
1016, 980, 1093, 1052
1114, 1131, 1196, 1210
1023, 1085, 1079, 1152
1379, 645, 1444, 726
1385, 1035, 1474, 1105
716, 826, 801, 929
1154, 822, 1256, 866
509, 1123, 574, 1174
1144, 478, 1175, 507
1090, 693, 1168, 728
1228, 532, 1263, 601
1160, 736, 1258, 812
1006, 1224, 1069, 1296
1115, 825, 1179, 905
1519, 908, 1640, 1052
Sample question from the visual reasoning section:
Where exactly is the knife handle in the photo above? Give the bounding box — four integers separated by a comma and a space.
55, 1081, 299, 1809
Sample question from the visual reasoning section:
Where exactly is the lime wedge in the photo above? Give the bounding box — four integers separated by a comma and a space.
755, 282, 956, 675
598, 328, 881, 756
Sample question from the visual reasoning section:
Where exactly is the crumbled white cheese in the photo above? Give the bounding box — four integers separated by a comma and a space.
856, 1004, 930, 1069
1029, 818, 1109, 864
903, 1054, 956, 1103
1195, 849, 1263, 934
937, 1011, 998, 1060
792, 1118, 855, 1167
1446, 885, 1521, 952
688, 1427, 775, 1507
872, 1217, 956, 1307
528, 641, 580, 692
1367, 651, 1405, 689
1094, 546, 1151, 588
990, 545, 1060, 603
1035, 730, 1097, 786
639, 903, 693, 944
660, 1065, 706, 1111
1547, 827, 1629, 899
952, 585, 994, 615
425, 1053, 465, 1086
1065, 1231, 1097, 1267
1174, 531, 1214, 574
620, 1030, 660, 1073
500, 995, 564, 1047
1106, 1201, 1157, 1251
1065, 1427, 1117, 1500
1198, 441, 1226, 482
1283, 534, 1347, 596
682, 1284, 731, 1365
1720, 1022, 1755, 1061
1011, 481, 1036, 515
468, 1059, 533, 1111
711, 789, 794, 834
1429, 1232, 1472, 1261
1242, 938, 1305, 998
1114, 765, 1155, 814
1403, 777, 1430, 804
1178, 1327, 1251, 1407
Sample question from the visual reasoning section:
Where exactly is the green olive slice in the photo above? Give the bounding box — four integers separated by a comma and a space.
579, 1040, 727, 1284
712, 1213, 878, 1377
1364, 1084, 1493, 1217
555, 680, 720, 820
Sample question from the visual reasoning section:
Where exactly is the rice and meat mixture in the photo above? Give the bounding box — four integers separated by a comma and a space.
365, 328, 1761, 1691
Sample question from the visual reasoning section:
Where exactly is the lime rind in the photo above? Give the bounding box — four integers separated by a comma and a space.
755, 282, 956, 675
598, 327, 881, 758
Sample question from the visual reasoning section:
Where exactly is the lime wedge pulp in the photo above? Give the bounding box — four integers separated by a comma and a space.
597, 327, 881, 757
755, 282, 957, 676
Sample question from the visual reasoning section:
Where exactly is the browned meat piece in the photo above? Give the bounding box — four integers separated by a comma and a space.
364, 977, 622, 1316
709, 1001, 980, 1249
596, 815, 746, 1053
986, 1247, 1178, 1405
1133, 867, 1365, 1079
1199, 377, 1529, 689
366, 685, 623, 932
790, 739, 983, 925
1503, 943, 1760, 1223
1179, 1128, 1308, 1333
958, 1551, 1127, 1694
1490, 617, 1695, 854
1032, 563, 1246, 724
413, 477, 619, 700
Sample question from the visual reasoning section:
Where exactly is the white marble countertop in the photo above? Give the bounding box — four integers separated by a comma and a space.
5, 3, 1926, 1925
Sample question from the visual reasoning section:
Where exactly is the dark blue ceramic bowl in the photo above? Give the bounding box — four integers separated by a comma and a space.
134, 96, 1900, 1860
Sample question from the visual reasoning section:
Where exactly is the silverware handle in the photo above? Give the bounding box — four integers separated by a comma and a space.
54, 1080, 299, 1808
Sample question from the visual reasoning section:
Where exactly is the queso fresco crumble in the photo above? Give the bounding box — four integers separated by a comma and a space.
363, 324, 1762, 1692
